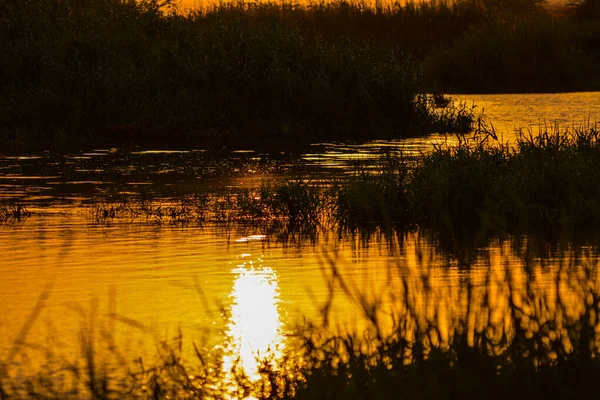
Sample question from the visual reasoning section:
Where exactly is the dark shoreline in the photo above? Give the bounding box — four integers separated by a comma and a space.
2, 0, 599, 148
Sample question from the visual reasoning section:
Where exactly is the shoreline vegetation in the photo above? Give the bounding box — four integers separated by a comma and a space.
85, 126, 600, 240
2, 0, 599, 146
4, 126, 599, 242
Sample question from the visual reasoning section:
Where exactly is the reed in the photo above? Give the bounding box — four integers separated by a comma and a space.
3, 0, 599, 146
333, 126, 600, 239
334, 156, 413, 231
3, 242, 600, 399
0, 0, 474, 146
422, 14, 600, 93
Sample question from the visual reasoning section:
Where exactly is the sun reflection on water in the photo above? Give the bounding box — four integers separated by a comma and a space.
223, 253, 284, 383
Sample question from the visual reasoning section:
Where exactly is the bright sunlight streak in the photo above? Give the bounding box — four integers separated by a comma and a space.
223, 255, 284, 382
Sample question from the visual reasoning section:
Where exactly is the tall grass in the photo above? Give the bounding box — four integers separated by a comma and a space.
200, 0, 491, 59
2, 0, 599, 146
411, 126, 600, 236
3, 241, 600, 398
0, 0, 471, 146
422, 14, 600, 93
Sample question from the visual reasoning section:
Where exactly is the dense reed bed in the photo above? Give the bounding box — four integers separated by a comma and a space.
3, 240, 600, 399
2, 0, 599, 146
422, 14, 600, 93
203, 0, 600, 93
0, 0, 470, 146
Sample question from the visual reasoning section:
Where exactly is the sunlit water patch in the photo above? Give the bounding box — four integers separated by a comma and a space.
223, 258, 284, 382
454, 92, 600, 140
1, 215, 599, 378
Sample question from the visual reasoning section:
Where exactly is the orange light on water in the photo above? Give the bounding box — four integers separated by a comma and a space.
222, 257, 284, 382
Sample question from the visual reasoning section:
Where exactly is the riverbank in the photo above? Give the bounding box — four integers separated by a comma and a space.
2, 0, 599, 147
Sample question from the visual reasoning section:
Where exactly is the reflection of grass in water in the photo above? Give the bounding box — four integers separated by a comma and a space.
271, 245, 600, 399
264, 246, 600, 399
3, 244, 600, 398
0, 204, 32, 223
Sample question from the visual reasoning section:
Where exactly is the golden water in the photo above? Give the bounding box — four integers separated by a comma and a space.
2, 219, 598, 383
455, 92, 600, 140
1, 92, 599, 387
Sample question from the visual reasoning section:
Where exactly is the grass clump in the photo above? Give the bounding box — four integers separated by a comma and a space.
334, 157, 413, 231
507, 128, 600, 230
409, 131, 513, 235
88, 182, 328, 234
333, 126, 600, 239
90, 198, 209, 225
0, 204, 32, 223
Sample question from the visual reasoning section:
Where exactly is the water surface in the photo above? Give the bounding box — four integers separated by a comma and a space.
1, 92, 600, 383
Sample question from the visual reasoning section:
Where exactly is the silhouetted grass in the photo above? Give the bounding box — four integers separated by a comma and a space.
3, 0, 599, 147
203, 0, 490, 59
334, 156, 413, 232
79, 125, 600, 239
203, 0, 600, 94
3, 242, 600, 398
0, 0, 475, 147
411, 125, 600, 236
422, 14, 600, 93
328, 126, 600, 239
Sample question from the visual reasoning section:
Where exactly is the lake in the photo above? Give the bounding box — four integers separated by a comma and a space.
1, 92, 599, 387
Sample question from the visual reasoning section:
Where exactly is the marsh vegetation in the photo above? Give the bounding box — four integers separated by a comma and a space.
4, 127, 600, 398
82, 126, 600, 241
2, 0, 599, 145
